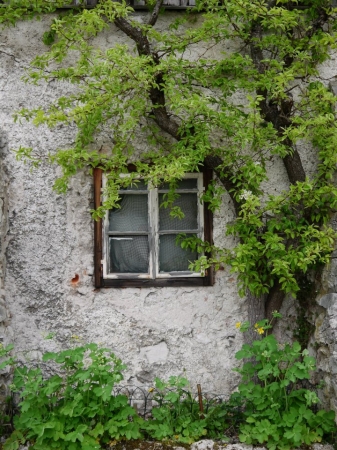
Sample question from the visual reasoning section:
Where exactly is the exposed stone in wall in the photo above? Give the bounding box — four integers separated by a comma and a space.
14, 441, 336, 450
0, 135, 8, 321
311, 209, 337, 420
0, 132, 12, 410
311, 212, 337, 418
314, 77, 337, 417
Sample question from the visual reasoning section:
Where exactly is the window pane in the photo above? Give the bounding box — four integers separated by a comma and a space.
160, 179, 198, 190
120, 180, 147, 191
133, 0, 195, 5
109, 195, 148, 232
109, 236, 149, 273
159, 194, 198, 231
159, 235, 198, 272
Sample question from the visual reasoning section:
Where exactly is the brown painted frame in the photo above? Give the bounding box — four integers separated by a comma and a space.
56, 0, 194, 9
130, 0, 195, 10
93, 167, 214, 288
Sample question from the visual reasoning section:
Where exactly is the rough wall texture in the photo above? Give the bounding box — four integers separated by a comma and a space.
0, 14, 250, 395
0, 132, 13, 408
0, 134, 9, 333
312, 213, 337, 415
307, 59, 337, 417
0, 11, 336, 407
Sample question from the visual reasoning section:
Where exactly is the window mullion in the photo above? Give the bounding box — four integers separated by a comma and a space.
149, 188, 158, 279
102, 175, 109, 278
107, 231, 149, 236
158, 230, 199, 235
198, 173, 204, 239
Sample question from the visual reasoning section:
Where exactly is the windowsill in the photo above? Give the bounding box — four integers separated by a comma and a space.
98, 273, 213, 288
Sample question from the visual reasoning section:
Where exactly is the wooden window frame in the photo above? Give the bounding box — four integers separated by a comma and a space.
94, 167, 214, 288
60, 0, 195, 10
0, 0, 98, 8
19, 0, 195, 9
130, 0, 196, 10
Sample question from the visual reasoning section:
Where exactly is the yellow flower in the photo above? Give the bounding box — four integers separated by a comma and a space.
148, 387, 154, 392
71, 334, 80, 340
256, 327, 265, 335
235, 322, 242, 329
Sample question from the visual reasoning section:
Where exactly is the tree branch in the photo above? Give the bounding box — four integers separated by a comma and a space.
114, 16, 152, 56
247, 19, 307, 322
114, 13, 241, 214
148, 0, 164, 26
114, 5, 310, 323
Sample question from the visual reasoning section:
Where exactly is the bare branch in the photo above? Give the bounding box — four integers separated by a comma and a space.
148, 0, 164, 26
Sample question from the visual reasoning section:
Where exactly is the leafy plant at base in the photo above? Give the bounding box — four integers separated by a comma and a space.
4, 344, 143, 450
0, 343, 15, 371
0, 343, 16, 439
142, 376, 228, 443
233, 314, 336, 450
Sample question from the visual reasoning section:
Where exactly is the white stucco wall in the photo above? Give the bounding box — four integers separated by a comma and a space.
0, 13, 250, 394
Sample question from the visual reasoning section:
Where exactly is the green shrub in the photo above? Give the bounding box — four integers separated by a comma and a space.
142, 376, 229, 443
0, 343, 15, 370
0, 343, 16, 438
233, 314, 336, 450
4, 344, 143, 450
3, 330, 336, 450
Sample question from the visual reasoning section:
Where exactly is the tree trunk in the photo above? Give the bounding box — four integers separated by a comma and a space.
115, 5, 305, 338
264, 281, 285, 322
245, 290, 266, 345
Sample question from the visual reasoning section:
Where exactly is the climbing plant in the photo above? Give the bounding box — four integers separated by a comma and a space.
1, 0, 337, 324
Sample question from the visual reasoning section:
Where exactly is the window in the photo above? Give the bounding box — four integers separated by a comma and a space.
93, 168, 214, 287
0, 0, 194, 11
52, 0, 195, 9
131, 0, 196, 9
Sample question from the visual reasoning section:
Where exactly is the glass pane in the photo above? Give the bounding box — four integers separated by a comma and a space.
133, 0, 194, 5
120, 180, 147, 191
160, 179, 198, 190
109, 236, 149, 273
159, 194, 198, 231
159, 235, 198, 273
109, 195, 148, 232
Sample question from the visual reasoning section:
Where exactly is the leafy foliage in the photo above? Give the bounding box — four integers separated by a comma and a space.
1, 338, 336, 449
1, 345, 232, 448
142, 376, 228, 443
233, 314, 337, 450
0, 342, 15, 370
0, 343, 15, 438
2, 1, 337, 299
4, 344, 143, 450
0, 0, 74, 25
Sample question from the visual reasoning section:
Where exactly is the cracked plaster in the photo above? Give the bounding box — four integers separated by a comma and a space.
0, 14, 248, 395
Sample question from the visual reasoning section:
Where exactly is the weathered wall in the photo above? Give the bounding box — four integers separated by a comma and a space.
312, 212, 337, 415
0, 134, 9, 338
0, 10, 336, 405
0, 133, 12, 407
0, 13, 251, 394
